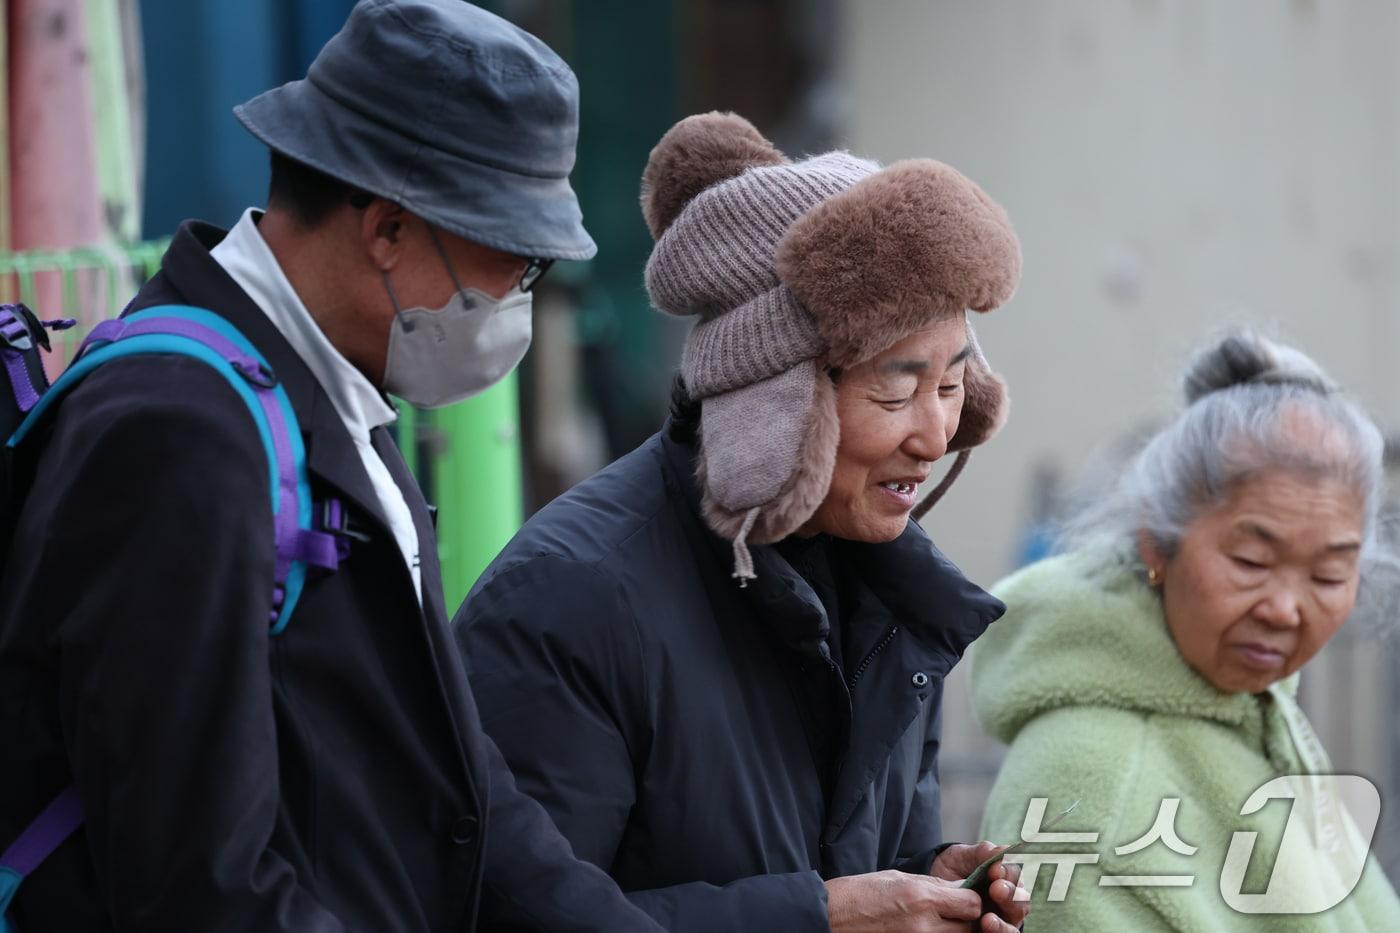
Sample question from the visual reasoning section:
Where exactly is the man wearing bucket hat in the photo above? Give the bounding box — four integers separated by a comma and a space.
457, 113, 1031, 931
0, 1, 659, 930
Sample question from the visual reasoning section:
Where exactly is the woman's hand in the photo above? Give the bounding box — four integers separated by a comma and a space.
931, 842, 1030, 932
825, 870, 982, 932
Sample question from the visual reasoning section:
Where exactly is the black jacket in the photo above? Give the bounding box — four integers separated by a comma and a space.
0, 222, 659, 932
455, 428, 1004, 931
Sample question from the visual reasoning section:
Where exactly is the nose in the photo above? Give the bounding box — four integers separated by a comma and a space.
903, 399, 950, 463
1254, 581, 1303, 629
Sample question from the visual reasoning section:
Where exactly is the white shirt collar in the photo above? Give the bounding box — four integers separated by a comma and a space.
210, 208, 397, 441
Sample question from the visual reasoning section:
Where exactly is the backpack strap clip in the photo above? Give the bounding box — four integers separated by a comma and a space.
277, 498, 364, 576
0, 305, 77, 415
232, 358, 277, 389
0, 303, 74, 354
319, 497, 371, 547
0, 310, 34, 353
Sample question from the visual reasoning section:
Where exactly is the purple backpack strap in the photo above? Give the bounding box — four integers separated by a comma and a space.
0, 786, 82, 922
77, 313, 352, 626
3, 308, 366, 920
0, 787, 81, 877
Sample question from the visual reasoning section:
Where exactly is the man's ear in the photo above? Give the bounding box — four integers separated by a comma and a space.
362, 199, 408, 272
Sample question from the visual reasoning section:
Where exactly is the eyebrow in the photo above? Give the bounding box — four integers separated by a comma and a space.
1239, 521, 1361, 553
1239, 522, 1278, 545
878, 342, 972, 375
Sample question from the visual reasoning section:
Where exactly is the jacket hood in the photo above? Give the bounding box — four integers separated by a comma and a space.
971, 550, 1296, 745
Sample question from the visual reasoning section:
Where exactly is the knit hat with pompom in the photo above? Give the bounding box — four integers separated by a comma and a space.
642, 112, 1021, 584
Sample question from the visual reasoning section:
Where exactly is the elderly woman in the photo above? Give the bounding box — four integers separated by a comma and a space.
974, 332, 1400, 931
455, 113, 1028, 932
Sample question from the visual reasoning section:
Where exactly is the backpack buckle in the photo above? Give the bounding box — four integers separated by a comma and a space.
1, 304, 76, 355
317, 498, 371, 563
281, 499, 369, 575
0, 305, 36, 353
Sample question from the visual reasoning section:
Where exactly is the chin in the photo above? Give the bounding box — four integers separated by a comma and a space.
844, 515, 909, 544
1211, 669, 1279, 696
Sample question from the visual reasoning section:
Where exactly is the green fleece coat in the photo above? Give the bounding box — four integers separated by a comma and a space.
973, 551, 1399, 932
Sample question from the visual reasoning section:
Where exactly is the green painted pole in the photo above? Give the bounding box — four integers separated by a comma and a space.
431, 372, 523, 610
395, 401, 418, 478
86, 0, 140, 244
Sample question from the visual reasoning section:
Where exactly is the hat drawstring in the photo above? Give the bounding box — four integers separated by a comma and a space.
731, 506, 761, 587
911, 450, 971, 521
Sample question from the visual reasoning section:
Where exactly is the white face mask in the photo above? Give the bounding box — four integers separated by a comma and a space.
380, 230, 534, 409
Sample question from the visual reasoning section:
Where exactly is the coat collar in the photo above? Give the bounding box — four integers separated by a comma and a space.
659, 424, 1003, 674
836, 517, 1005, 680
133, 221, 391, 535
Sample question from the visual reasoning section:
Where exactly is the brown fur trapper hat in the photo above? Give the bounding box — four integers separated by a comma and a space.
642, 112, 1021, 583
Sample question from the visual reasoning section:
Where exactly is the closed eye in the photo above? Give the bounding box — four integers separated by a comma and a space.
1232, 556, 1268, 571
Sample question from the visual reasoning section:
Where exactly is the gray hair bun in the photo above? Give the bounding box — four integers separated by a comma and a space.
1182, 331, 1337, 405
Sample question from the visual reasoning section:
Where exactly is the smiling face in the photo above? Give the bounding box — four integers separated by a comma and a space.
1139, 471, 1364, 694
800, 316, 970, 542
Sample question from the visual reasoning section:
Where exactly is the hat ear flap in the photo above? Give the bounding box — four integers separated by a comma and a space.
949, 326, 1008, 452
696, 360, 839, 545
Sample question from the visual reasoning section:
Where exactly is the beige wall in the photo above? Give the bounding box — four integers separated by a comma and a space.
840, 0, 1400, 863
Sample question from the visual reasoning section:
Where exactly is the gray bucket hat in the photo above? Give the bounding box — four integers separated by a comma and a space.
234, 0, 596, 261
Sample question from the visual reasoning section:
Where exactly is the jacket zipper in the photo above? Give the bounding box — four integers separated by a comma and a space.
847, 625, 898, 691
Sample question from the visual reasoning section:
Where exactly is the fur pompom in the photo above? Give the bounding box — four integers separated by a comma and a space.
774, 159, 1021, 368
641, 112, 789, 240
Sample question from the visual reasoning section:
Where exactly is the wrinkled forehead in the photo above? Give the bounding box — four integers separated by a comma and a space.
856, 315, 972, 377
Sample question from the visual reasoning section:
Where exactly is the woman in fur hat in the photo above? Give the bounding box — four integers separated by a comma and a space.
974, 332, 1400, 931
456, 113, 1027, 932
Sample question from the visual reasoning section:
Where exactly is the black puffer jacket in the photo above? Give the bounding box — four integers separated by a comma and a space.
455, 428, 1003, 931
